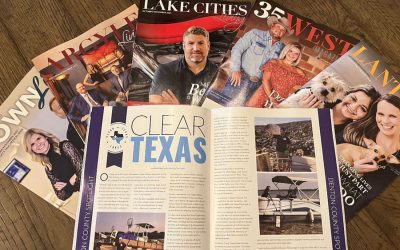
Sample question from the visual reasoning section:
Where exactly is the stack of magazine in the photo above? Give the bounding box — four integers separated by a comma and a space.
1, 0, 399, 249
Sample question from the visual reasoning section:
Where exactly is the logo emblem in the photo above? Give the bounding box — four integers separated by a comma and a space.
105, 122, 129, 153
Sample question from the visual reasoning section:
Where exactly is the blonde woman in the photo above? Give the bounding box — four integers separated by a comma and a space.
246, 42, 309, 107
83, 64, 105, 87
24, 128, 82, 201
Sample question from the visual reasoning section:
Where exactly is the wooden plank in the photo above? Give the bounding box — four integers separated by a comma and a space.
364, 178, 400, 247
59, 0, 133, 32
16, 175, 75, 249
337, 0, 400, 72
0, 0, 82, 62
0, 173, 45, 249
347, 209, 396, 249
0, 20, 30, 100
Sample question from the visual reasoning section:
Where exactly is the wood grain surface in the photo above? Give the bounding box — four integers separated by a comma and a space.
0, 0, 399, 249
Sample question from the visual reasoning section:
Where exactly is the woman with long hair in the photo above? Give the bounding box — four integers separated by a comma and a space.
331, 85, 381, 143
83, 64, 105, 87
246, 42, 309, 107
343, 94, 400, 175
24, 128, 82, 201
338, 94, 400, 218
296, 84, 381, 143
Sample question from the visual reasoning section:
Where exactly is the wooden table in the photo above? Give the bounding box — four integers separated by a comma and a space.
0, 0, 399, 249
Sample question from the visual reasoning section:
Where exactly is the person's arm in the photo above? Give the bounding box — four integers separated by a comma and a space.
149, 94, 163, 103
296, 67, 306, 77
122, 70, 134, 99
149, 90, 180, 104
261, 61, 281, 107
262, 70, 278, 105
229, 29, 256, 86
45, 168, 74, 201
68, 98, 84, 122
296, 92, 323, 108
161, 89, 180, 104
62, 141, 83, 190
230, 29, 255, 73
126, 69, 133, 86
110, 78, 120, 95
352, 157, 379, 176
149, 64, 179, 103
96, 90, 109, 106
83, 74, 98, 86
299, 93, 323, 108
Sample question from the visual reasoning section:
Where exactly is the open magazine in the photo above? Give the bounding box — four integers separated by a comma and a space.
73, 105, 346, 249
32, 4, 139, 142
0, 68, 84, 218
201, 0, 358, 108
279, 43, 400, 220
132, 0, 251, 106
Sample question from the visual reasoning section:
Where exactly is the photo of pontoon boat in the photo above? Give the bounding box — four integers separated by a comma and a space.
257, 173, 322, 235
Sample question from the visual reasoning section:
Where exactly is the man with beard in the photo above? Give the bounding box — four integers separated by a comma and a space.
149, 26, 217, 105
222, 16, 293, 105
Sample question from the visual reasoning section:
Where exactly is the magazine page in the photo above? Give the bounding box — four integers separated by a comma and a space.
32, 5, 138, 142
73, 105, 211, 250
0, 67, 84, 218
210, 108, 346, 249
202, 0, 358, 109
280, 43, 400, 220
134, 0, 251, 106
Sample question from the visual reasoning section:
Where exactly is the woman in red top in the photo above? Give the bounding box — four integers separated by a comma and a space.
246, 42, 309, 108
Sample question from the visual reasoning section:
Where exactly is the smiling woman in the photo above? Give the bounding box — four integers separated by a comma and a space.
327, 84, 381, 144
23, 128, 83, 201
339, 94, 400, 218
344, 94, 400, 153
246, 42, 309, 108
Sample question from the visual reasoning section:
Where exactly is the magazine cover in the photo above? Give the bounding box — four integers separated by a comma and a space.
133, 0, 251, 106
280, 43, 400, 220
201, 0, 358, 109
0, 68, 85, 218
73, 106, 346, 249
32, 5, 139, 141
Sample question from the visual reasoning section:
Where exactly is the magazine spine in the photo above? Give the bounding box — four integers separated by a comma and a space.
73, 108, 104, 249
318, 109, 347, 250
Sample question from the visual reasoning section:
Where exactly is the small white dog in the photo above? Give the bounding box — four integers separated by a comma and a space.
280, 73, 349, 108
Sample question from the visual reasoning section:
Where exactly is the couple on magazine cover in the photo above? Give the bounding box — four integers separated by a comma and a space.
69, 64, 134, 124
335, 93, 400, 218
288, 77, 400, 219
217, 16, 309, 107
283, 79, 400, 177
339, 93, 400, 169
83, 63, 133, 103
